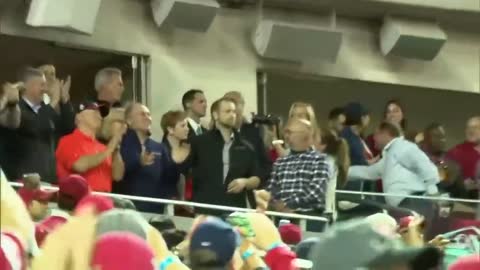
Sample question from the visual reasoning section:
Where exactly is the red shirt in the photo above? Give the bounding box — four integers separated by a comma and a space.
446, 142, 480, 180
35, 211, 69, 246
56, 129, 113, 192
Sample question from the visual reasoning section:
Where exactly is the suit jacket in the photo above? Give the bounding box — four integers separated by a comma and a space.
187, 121, 208, 143
0, 99, 74, 182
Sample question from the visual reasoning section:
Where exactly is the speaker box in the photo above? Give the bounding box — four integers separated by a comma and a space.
26, 0, 101, 35
253, 9, 343, 63
380, 16, 447, 61
151, 0, 219, 32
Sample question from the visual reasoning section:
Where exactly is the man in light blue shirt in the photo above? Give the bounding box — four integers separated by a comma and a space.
348, 122, 440, 225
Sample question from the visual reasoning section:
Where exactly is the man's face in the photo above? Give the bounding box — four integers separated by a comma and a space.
361, 114, 371, 129
215, 101, 236, 128
24, 75, 47, 103
38, 65, 56, 83
428, 126, 447, 153
104, 74, 124, 102
78, 109, 103, 132
28, 200, 49, 221
374, 130, 390, 150
170, 118, 190, 140
284, 121, 310, 150
128, 104, 152, 133
465, 118, 480, 143
331, 114, 346, 133
191, 93, 207, 118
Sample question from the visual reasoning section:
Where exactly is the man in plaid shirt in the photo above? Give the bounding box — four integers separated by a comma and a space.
267, 119, 329, 214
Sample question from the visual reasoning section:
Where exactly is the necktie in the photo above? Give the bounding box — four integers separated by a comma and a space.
196, 126, 203, 135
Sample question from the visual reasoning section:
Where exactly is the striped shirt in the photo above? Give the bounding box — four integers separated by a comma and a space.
267, 149, 330, 212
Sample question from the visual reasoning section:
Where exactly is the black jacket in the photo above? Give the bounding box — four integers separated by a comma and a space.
188, 129, 260, 216
0, 99, 74, 182
187, 121, 208, 143
239, 122, 272, 185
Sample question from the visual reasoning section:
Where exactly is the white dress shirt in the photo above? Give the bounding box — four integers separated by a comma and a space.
348, 137, 440, 206
22, 97, 41, 114
187, 117, 202, 135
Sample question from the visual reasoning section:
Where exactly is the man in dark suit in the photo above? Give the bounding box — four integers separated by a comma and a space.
182, 89, 208, 141
1, 67, 75, 182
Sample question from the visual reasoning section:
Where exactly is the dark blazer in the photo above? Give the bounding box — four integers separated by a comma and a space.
0, 99, 74, 182
187, 129, 260, 216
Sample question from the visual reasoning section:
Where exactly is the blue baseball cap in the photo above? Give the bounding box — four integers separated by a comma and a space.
189, 217, 240, 267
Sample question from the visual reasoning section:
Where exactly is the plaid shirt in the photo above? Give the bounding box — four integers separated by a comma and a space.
267, 149, 330, 212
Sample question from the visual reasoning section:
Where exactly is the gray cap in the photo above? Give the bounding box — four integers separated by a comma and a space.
95, 209, 149, 239
309, 219, 441, 270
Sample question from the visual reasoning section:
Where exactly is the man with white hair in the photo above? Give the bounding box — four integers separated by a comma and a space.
1, 67, 75, 182
94, 67, 126, 143
267, 118, 329, 230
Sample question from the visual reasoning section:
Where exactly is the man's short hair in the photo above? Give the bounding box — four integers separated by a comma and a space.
328, 107, 345, 120
378, 122, 401, 138
210, 97, 236, 115
182, 89, 204, 110
17, 67, 44, 83
160, 110, 187, 134
424, 122, 443, 135
94, 67, 122, 91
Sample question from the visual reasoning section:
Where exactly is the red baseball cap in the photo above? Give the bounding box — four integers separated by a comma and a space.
279, 223, 302, 245
91, 232, 155, 270
17, 188, 54, 206
75, 195, 114, 216
58, 174, 90, 202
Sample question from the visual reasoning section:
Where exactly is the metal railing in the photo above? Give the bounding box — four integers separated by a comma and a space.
8, 182, 329, 230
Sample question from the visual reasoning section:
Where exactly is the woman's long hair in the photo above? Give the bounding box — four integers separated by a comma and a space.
288, 102, 321, 145
383, 99, 407, 130
321, 132, 351, 188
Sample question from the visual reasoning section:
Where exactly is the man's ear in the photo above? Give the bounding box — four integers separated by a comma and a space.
212, 111, 219, 121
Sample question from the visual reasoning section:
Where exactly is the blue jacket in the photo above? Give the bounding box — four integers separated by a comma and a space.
119, 129, 179, 213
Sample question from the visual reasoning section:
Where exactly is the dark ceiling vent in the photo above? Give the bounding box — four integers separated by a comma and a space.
217, 0, 255, 9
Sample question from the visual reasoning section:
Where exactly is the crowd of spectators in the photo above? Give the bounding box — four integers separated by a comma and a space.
1, 64, 480, 269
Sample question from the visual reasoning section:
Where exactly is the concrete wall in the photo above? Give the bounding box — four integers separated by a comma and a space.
1, 0, 479, 140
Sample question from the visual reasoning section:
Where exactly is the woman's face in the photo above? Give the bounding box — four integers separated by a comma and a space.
291, 107, 309, 121
385, 103, 404, 125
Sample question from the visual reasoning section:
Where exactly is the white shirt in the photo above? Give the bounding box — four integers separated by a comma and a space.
22, 97, 41, 114
348, 137, 440, 206
187, 117, 202, 135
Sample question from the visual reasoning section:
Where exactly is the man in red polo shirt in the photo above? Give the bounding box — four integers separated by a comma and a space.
446, 116, 480, 199
56, 101, 125, 192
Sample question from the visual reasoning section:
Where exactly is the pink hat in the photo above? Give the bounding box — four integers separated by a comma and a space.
449, 255, 480, 270
0, 231, 26, 270
91, 232, 155, 270
74, 194, 114, 215
278, 223, 302, 245
58, 174, 90, 203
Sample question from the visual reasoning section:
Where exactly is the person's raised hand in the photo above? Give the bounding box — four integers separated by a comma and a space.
244, 212, 282, 251
60, 75, 71, 103
2, 82, 21, 105
428, 235, 450, 251
227, 178, 247, 194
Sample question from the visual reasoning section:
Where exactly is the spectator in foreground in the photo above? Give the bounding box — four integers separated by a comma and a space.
348, 122, 440, 225
35, 174, 90, 246
267, 118, 329, 230
446, 116, 480, 199
187, 97, 260, 215
308, 219, 442, 270
17, 182, 54, 221
56, 101, 125, 192
327, 107, 346, 137
2, 67, 75, 182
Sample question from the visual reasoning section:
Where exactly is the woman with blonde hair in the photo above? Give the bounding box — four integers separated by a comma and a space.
272, 102, 321, 158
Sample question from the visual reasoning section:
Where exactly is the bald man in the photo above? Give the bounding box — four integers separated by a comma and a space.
446, 116, 480, 199
266, 119, 329, 230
